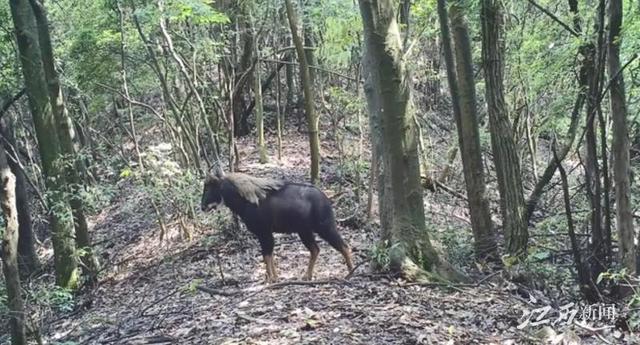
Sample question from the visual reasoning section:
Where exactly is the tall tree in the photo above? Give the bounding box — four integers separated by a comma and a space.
0, 133, 27, 345
437, 0, 497, 260
29, 0, 99, 281
253, 19, 267, 163
284, 0, 320, 184
0, 116, 40, 274
583, 0, 607, 277
608, 0, 635, 274
10, 0, 79, 288
359, 0, 464, 281
481, 0, 527, 257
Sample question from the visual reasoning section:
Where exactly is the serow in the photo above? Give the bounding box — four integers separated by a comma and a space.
201, 172, 354, 282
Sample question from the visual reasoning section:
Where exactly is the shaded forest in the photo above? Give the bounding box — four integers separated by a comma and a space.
1, 0, 640, 343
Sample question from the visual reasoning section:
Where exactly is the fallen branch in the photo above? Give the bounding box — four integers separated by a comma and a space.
197, 277, 353, 298
235, 311, 273, 325
265, 278, 351, 290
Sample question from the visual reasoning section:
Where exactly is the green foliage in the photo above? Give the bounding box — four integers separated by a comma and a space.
314, 0, 361, 68
32, 285, 75, 313
182, 279, 203, 295
46, 189, 75, 225
82, 182, 119, 214
53, 1, 122, 93
167, 0, 229, 24
521, 247, 573, 291
598, 268, 640, 330
0, 2, 20, 95
436, 224, 474, 268
370, 240, 391, 271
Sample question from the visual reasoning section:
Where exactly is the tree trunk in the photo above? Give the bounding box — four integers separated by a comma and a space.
279, 4, 295, 112
285, 0, 320, 184
0, 116, 40, 274
10, 0, 79, 289
481, 0, 527, 257
253, 25, 268, 164
608, 0, 635, 275
584, 0, 607, 279
0, 132, 27, 345
302, 13, 317, 86
30, 0, 100, 282
285, 52, 295, 112
233, 16, 254, 137
360, 14, 392, 238
438, 0, 497, 260
117, 0, 143, 170
275, 36, 283, 161
157, 0, 219, 166
359, 0, 465, 282
131, 9, 201, 169
554, 144, 597, 301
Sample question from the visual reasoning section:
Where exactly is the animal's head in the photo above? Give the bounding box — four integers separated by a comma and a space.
201, 171, 224, 212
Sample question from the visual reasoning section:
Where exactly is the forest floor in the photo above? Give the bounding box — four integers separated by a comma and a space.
38, 128, 629, 345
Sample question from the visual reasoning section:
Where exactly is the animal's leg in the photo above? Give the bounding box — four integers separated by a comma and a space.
298, 232, 319, 281
257, 233, 276, 283
263, 255, 274, 282
269, 255, 278, 280
316, 223, 354, 275
340, 246, 354, 274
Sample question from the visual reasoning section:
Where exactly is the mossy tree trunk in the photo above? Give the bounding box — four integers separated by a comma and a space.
29, 0, 99, 282
285, 0, 320, 184
359, 0, 465, 282
481, 0, 528, 257
437, 0, 497, 260
10, 0, 79, 289
0, 134, 27, 345
608, 0, 635, 274
253, 18, 268, 164
0, 116, 40, 274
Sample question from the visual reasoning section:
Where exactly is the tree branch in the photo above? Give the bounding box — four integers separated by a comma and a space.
0, 89, 26, 118
527, 0, 580, 37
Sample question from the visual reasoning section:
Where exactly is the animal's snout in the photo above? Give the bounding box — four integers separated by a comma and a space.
202, 202, 218, 212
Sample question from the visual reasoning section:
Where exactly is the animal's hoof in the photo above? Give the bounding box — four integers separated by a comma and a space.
301, 274, 312, 281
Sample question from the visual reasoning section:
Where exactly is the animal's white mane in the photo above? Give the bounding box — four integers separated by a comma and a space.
226, 173, 285, 205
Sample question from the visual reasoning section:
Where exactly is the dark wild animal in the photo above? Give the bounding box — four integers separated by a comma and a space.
201, 172, 354, 282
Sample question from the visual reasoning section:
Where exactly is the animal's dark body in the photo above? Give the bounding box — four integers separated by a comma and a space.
201, 172, 353, 282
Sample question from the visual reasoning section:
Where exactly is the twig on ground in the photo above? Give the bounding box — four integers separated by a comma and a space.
345, 260, 367, 279
265, 278, 351, 290
235, 311, 273, 325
